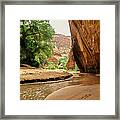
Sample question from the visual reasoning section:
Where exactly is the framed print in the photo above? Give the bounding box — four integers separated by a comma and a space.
0, 0, 119, 119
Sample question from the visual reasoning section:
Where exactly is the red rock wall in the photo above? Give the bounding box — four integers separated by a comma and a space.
67, 20, 100, 73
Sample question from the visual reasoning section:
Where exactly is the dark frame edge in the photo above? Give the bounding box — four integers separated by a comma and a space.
0, 0, 119, 119
0, 1, 1, 119
115, 1, 119, 119
1, 0, 120, 5
1, 1, 5, 120
2, 115, 119, 119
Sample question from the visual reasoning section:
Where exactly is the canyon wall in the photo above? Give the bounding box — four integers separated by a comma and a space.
67, 20, 100, 73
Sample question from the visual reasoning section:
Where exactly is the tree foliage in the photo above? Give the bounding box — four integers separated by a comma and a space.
58, 56, 68, 69
20, 20, 55, 67
46, 56, 68, 70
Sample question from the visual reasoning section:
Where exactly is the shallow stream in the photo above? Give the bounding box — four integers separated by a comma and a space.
20, 73, 99, 100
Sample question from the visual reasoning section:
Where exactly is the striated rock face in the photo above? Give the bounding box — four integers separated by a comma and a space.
48, 34, 71, 63
67, 20, 100, 73
66, 48, 75, 70
53, 34, 71, 56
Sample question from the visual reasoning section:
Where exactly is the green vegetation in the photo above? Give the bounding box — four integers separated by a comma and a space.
46, 56, 68, 70
58, 56, 68, 69
20, 20, 78, 71
74, 63, 79, 72
46, 61, 58, 70
20, 20, 55, 67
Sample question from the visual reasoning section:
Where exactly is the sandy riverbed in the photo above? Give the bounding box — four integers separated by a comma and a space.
20, 68, 100, 100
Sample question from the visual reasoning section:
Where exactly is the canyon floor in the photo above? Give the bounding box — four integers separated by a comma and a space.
20, 68, 100, 100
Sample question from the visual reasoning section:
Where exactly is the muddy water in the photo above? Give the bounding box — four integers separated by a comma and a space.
20, 73, 100, 100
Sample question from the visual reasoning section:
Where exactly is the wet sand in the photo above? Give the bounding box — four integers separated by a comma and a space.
20, 71, 100, 100
45, 84, 100, 100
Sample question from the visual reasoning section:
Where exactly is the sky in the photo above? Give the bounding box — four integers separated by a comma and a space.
49, 20, 71, 36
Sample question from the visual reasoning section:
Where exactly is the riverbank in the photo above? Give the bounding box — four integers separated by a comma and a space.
20, 68, 100, 100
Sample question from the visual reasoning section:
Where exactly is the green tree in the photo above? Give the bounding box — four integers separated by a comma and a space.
58, 56, 68, 69
20, 20, 55, 67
